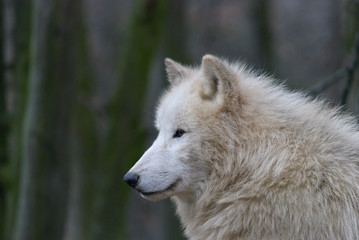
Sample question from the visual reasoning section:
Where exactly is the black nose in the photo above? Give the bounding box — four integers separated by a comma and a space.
123, 172, 139, 188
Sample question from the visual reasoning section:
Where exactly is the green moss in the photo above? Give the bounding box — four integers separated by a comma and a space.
91, 0, 169, 239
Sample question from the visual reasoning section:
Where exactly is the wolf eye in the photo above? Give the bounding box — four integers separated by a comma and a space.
173, 128, 185, 138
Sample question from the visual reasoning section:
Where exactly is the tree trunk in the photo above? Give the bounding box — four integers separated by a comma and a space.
63, 3, 98, 239
13, 0, 80, 239
0, 0, 7, 238
5, 0, 32, 239
90, 0, 168, 239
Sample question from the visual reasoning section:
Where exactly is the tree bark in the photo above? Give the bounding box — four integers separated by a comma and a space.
14, 1, 52, 239
0, 0, 7, 238
63, 3, 98, 239
13, 0, 79, 239
90, 0, 168, 239
5, 0, 32, 239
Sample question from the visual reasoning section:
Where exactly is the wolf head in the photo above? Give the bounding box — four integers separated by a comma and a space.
124, 55, 241, 201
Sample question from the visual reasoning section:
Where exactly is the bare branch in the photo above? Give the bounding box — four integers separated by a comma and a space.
310, 69, 348, 95
310, 33, 359, 96
342, 33, 359, 103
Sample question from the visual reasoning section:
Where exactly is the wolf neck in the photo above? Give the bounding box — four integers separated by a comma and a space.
172, 192, 199, 226
171, 184, 223, 239
171, 195, 200, 238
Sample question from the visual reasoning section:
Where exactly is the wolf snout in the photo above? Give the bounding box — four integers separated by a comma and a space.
123, 172, 140, 188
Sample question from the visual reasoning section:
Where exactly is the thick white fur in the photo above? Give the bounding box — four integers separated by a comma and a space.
127, 55, 359, 239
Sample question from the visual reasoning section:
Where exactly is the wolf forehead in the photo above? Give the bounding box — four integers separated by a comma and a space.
155, 82, 208, 126
155, 55, 244, 129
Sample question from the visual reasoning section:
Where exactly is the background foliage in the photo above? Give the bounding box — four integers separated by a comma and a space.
1, 0, 359, 239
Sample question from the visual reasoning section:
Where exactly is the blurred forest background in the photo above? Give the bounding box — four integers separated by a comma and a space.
0, 0, 359, 239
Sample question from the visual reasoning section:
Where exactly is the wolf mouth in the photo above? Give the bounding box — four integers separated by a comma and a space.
139, 178, 181, 196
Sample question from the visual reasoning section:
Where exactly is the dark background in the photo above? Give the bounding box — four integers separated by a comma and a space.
1, 0, 359, 239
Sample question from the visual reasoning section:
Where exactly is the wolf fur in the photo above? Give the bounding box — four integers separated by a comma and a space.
125, 55, 359, 239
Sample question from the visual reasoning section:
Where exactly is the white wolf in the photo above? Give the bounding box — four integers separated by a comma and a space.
124, 55, 359, 239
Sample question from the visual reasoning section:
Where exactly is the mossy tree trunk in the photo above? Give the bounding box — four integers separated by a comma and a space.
4, 1, 32, 239
12, 0, 85, 239
0, 0, 7, 238
90, 0, 168, 239
62, 2, 98, 239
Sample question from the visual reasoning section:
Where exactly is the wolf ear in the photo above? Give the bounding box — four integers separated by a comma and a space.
165, 58, 187, 85
201, 54, 234, 101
